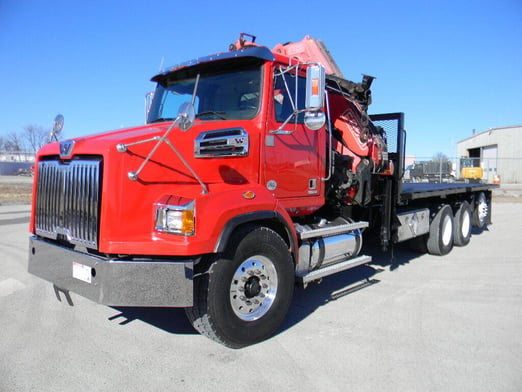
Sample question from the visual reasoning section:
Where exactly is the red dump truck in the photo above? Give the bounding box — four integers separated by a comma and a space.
29, 34, 496, 348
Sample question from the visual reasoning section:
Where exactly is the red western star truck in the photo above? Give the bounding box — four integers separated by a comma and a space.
29, 34, 496, 348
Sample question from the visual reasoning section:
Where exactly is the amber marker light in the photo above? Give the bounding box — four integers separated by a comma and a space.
242, 191, 256, 199
311, 78, 319, 96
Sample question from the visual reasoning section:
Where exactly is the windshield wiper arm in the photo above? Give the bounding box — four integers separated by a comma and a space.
196, 111, 227, 120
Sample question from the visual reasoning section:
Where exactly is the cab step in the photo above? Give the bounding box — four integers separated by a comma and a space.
299, 254, 372, 286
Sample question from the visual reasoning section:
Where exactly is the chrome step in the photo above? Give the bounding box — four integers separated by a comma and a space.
299, 255, 372, 285
298, 221, 368, 240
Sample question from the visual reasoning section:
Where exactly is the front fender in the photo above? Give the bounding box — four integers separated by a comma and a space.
214, 210, 297, 254
194, 184, 297, 257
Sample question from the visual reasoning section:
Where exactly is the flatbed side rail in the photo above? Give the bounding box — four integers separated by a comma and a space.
400, 182, 499, 201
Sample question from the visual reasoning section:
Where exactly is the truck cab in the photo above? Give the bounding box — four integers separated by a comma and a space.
147, 46, 328, 213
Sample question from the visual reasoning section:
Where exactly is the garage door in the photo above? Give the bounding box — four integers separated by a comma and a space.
482, 145, 497, 182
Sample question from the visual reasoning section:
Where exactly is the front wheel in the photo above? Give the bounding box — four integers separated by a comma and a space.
186, 225, 294, 348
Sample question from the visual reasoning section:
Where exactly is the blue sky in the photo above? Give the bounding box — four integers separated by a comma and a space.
1, 0, 520, 158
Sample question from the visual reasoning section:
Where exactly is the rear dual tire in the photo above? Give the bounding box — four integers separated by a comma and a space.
413, 202, 473, 255
453, 201, 472, 247
427, 204, 454, 256
472, 192, 489, 230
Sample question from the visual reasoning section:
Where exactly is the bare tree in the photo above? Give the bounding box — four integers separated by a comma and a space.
1, 125, 51, 154
22, 125, 49, 152
432, 152, 449, 162
4, 131, 25, 152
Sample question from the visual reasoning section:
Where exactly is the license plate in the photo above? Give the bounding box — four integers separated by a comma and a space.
72, 262, 92, 284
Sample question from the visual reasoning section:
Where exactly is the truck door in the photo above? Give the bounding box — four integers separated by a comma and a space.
263, 67, 325, 213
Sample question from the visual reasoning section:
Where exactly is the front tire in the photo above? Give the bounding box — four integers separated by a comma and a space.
186, 225, 294, 348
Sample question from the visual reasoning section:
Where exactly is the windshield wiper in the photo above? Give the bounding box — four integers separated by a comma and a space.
196, 111, 227, 120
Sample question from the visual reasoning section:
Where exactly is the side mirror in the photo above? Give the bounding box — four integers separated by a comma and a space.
50, 114, 64, 142
144, 91, 154, 123
305, 65, 325, 110
304, 65, 326, 130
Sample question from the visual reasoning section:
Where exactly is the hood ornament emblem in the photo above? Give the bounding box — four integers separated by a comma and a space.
60, 140, 75, 158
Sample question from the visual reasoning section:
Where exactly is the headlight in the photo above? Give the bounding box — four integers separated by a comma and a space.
155, 197, 195, 235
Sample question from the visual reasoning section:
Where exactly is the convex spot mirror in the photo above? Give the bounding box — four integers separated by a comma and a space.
50, 114, 64, 142
304, 111, 326, 131
177, 102, 195, 131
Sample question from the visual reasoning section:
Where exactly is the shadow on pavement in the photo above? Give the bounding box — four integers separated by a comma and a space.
278, 241, 423, 336
106, 241, 425, 339
108, 307, 196, 335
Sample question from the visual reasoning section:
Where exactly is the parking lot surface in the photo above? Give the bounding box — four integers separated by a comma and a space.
1, 202, 521, 391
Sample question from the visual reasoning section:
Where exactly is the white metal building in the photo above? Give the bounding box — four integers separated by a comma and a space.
457, 125, 522, 183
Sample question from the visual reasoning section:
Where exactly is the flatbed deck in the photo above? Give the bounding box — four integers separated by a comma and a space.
401, 182, 498, 201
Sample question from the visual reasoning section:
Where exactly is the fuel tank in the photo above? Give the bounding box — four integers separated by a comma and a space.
297, 217, 364, 272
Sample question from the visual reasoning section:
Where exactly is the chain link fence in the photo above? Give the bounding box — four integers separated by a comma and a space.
404, 156, 522, 184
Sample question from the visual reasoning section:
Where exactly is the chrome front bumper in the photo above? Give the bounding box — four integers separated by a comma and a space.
28, 236, 194, 307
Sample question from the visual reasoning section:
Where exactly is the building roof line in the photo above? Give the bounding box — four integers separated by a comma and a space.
458, 125, 522, 143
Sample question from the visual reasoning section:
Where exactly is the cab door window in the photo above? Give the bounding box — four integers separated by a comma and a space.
273, 69, 306, 124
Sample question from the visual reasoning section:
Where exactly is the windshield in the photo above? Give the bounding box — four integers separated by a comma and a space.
148, 64, 262, 123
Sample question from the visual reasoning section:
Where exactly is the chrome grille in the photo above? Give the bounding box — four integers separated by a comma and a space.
35, 159, 102, 249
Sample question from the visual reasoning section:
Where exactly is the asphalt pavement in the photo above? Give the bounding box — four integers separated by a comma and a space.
1, 202, 521, 391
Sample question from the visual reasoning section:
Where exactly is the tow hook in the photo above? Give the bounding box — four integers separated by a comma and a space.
53, 285, 74, 306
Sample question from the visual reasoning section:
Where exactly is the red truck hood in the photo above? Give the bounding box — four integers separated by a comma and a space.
37, 120, 258, 185
32, 120, 265, 255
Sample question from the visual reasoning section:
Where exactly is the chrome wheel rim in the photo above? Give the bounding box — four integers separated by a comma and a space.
478, 195, 488, 223
230, 256, 278, 321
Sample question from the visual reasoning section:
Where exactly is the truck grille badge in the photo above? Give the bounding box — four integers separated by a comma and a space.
59, 140, 75, 158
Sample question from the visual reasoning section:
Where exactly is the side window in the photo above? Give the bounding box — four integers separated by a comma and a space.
273, 71, 306, 123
